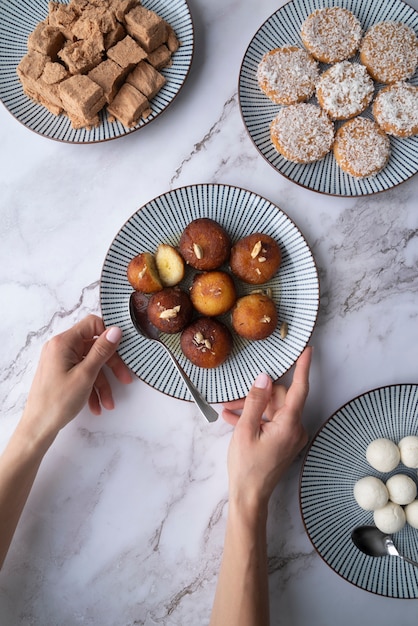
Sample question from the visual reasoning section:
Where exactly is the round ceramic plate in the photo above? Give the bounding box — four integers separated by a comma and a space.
100, 184, 319, 404
0, 0, 194, 143
239, 0, 418, 196
300, 384, 418, 598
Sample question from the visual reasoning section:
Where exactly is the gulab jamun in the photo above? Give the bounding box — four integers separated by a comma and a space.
231, 293, 278, 340
147, 287, 193, 334
230, 233, 281, 284
155, 243, 185, 287
180, 317, 233, 368
179, 218, 231, 270
190, 271, 237, 316
127, 252, 163, 293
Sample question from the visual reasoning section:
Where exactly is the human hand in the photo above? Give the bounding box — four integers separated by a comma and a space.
222, 347, 312, 515
21, 315, 133, 446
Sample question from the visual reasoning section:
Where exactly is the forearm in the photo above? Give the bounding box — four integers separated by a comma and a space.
210, 499, 270, 626
0, 418, 55, 569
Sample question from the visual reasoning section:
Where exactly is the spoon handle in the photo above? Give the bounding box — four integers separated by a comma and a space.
401, 555, 418, 569
161, 343, 218, 423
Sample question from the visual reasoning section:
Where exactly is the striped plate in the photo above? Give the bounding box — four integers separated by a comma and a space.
300, 384, 418, 598
0, 0, 194, 143
100, 184, 319, 404
239, 0, 418, 196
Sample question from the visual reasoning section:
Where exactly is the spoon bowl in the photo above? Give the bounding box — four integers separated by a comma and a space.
129, 292, 218, 423
351, 525, 418, 568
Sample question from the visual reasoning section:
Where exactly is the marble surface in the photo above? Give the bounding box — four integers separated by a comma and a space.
1, 0, 418, 624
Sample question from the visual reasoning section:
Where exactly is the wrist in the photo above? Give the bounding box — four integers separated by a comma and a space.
227, 490, 269, 530
17, 409, 58, 458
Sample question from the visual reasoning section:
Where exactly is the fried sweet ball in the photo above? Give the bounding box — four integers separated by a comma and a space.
230, 233, 281, 284
179, 218, 231, 270
127, 252, 163, 293
190, 270, 237, 316
231, 293, 278, 340
180, 317, 233, 368
147, 287, 193, 334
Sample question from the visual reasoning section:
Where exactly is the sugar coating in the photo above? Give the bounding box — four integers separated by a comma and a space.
366, 438, 400, 472
373, 82, 418, 137
353, 476, 388, 511
374, 501, 406, 534
301, 7, 362, 63
386, 473, 417, 505
405, 500, 418, 529
398, 435, 418, 468
360, 21, 418, 83
316, 61, 374, 120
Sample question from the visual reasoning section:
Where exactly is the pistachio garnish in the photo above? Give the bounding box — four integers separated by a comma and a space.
250, 240, 262, 258
280, 321, 288, 339
159, 305, 181, 320
193, 243, 203, 259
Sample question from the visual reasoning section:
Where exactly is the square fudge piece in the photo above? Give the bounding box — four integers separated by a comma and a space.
166, 24, 180, 53
88, 59, 128, 103
71, 7, 117, 40
107, 0, 138, 23
104, 22, 126, 50
107, 35, 147, 71
147, 44, 172, 70
48, 2, 79, 40
27, 21, 66, 60
59, 74, 106, 119
124, 5, 167, 52
107, 82, 149, 127
126, 60, 165, 99
58, 39, 104, 74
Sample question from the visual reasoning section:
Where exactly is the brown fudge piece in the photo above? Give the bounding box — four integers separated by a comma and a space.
59, 74, 106, 119
166, 24, 180, 53
71, 7, 117, 41
107, 0, 138, 23
17, 53, 68, 115
104, 22, 126, 50
17, 51, 49, 84
107, 35, 147, 70
88, 59, 128, 103
107, 82, 149, 127
58, 38, 104, 74
27, 21, 66, 60
126, 60, 165, 98
147, 44, 171, 69
48, 2, 79, 40
124, 5, 167, 52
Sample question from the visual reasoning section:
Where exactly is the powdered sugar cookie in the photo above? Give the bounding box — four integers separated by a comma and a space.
270, 103, 334, 163
360, 21, 418, 84
257, 46, 319, 105
301, 7, 362, 64
373, 82, 418, 137
333, 117, 390, 178
316, 61, 375, 120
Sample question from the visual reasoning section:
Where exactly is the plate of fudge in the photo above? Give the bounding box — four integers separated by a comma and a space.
239, 0, 418, 196
0, 0, 194, 142
300, 384, 418, 598
100, 184, 320, 404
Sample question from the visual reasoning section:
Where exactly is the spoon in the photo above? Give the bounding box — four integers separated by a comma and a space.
351, 525, 418, 568
129, 292, 218, 423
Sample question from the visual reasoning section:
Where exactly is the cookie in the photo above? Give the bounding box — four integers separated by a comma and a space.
316, 61, 374, 120
333, 117, 390, 178
301, 7, 362, 64
373, 81, 418, 137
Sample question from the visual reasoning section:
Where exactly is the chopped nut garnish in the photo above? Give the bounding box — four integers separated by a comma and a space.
204, 339, 212, 349
260, 315, 271, 323
280, 321, 288, 339
255, 267, 261, 275
193, 243, 203, 259
138, 267, 147, 279
250, 240, 262, 258
258, 256, 267, 263
159, 305, 180, 319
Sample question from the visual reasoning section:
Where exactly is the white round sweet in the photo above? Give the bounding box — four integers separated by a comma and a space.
386, 473, 417, 505
405, 500, 418, 529
374, 502, 406, 534
398, 436, 418, 468
366, 438, 400, 472
353, 476, 388, 510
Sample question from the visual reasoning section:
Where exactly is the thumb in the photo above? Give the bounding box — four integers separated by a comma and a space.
239, 373, 273, 434
81, 326, 122, 381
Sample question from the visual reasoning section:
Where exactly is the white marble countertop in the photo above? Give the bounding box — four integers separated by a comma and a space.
1, 0, 418, 624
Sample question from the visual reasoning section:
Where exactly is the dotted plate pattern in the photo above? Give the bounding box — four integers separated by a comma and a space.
100, 184, 319, 404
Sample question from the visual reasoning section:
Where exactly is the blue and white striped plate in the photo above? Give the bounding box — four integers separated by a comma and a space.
0, 0, 194, 143
300, 384, 418, 598
239, 0, 418, 196
100, 184, 319, 403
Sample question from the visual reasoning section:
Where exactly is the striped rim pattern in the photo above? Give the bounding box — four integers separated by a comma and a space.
239, 0, 418, 196
100, 184, 319, 404
0, 0, 194, 143
300, 384, 418, 598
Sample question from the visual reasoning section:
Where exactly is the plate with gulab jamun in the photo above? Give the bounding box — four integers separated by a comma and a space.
100, 183, 319, 404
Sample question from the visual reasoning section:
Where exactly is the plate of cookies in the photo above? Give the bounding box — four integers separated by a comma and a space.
0, 0, 194, 143
100, 184, 319, 404
300, 384, 418, 598
239, 0, 418, 196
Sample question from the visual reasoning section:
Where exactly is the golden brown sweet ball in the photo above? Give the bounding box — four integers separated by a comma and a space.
359, 21, 418, 84
127, 252, 163, 293
231, 293, 278, 340
190, 271, 237, 316
147, 287, 193, 334
180, 317, 233, 368
230, 233, 281, 285
178, 218, 231, 270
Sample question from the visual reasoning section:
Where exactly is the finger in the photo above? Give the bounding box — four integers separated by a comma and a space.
238, 372, 273, 435
279, 346, 312, 417
88, 387, 102, 415
93, 369, 115, 411
222, 407, 242, 427
222, 398, 245, 412
80, 326, 123, 383
106, 351, 133, 385
265, 384, 287, 420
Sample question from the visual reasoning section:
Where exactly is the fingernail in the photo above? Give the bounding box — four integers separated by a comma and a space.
106, 326, 122, 344
254, 372, 269, 389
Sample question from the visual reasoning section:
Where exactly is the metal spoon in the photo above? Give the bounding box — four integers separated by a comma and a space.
351, 525, 418, 568
129, 292, 218, 423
